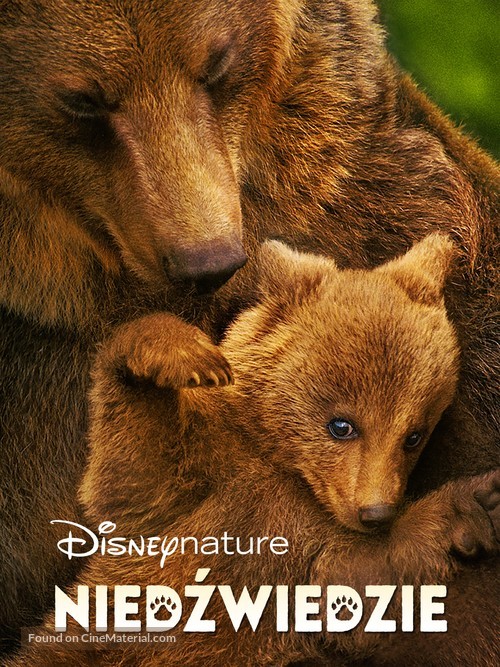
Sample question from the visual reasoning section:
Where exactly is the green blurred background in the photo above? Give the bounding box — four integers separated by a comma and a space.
379, 0, 499, 159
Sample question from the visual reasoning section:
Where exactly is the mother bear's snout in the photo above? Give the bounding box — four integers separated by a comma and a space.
164, 238, 247, 294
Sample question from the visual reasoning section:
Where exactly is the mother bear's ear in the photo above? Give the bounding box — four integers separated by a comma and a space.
377, 233, 456, 306
257, 239, 337, 307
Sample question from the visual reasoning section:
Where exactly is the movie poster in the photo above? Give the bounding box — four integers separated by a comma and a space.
0, 1, 498, 665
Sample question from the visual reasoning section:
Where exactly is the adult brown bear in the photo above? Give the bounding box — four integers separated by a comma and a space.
0, 0, 497, 655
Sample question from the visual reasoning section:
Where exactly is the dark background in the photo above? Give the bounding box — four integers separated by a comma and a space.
380, 0, 499, 159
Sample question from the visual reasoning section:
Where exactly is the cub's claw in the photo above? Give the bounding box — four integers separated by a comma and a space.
188, 372, 201, 388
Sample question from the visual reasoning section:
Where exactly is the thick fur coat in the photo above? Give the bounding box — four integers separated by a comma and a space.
0, 0, 498, 653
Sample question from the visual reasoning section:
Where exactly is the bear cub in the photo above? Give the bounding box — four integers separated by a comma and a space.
84, 233, 464, 535
80, 233, 500, 557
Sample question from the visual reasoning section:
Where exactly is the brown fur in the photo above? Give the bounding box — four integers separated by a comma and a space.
8, 238, 500, 666
0, 0, 498, 653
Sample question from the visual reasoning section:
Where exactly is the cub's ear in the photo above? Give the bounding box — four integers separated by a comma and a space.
257, 240, 336, 305
378, 233, 455, 305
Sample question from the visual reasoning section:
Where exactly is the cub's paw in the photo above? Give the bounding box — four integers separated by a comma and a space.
449, 469, 500, 559
99, 313, 233, 390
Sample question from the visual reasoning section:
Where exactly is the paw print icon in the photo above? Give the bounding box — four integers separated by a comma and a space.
327, 587, 363, 632
146, 587, 182, 630
151, 595, 177, 621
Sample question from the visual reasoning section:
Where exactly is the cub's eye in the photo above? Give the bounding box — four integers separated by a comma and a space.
327, 418, 358, 440
58, 90, 109, 120
405, 432, 422, 450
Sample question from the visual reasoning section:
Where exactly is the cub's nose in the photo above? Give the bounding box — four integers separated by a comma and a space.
358, 504, 397, 530
165, 241, 247, 295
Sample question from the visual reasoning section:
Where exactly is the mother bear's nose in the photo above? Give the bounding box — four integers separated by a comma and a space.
165, 240, 247, 295
358, 504, 397, 530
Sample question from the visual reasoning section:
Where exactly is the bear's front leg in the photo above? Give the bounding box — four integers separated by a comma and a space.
388, 468, 500, 578
360, 470, 500, 666
311, 470, 499, 660
80, 313, 233, 533
96, 312, 233, 390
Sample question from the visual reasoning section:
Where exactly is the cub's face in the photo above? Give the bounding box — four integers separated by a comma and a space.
225, 237, 459, 533
260, 280, 458, 534
0, 0, 293, 290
